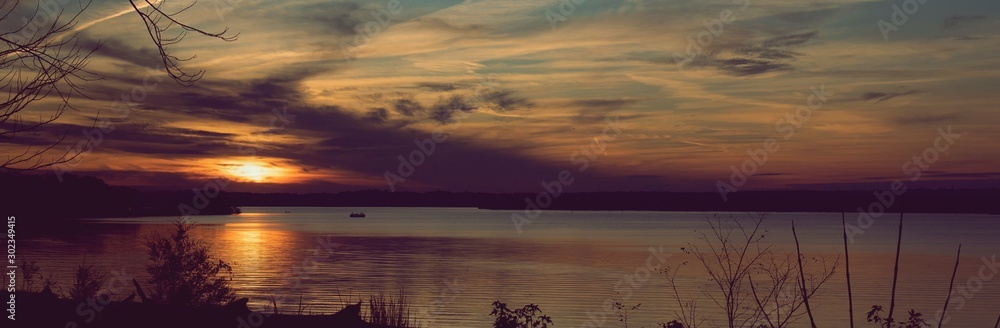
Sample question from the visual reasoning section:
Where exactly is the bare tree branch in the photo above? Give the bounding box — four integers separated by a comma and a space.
675, 213, 837, 328
1, 0, 100, 170
127, 0, 238, 87
1, 0, 237, 170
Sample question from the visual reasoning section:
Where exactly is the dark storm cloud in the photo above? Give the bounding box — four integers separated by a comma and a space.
602, 30, 817, 75
605, 51, 717, 69
715, 31, 817, 76
924, 171, 1000, 179
253, 102, 615, 192
773, 8, 840, 24
296, 1, 368, 35
245, 77, 305, 103
572, 98, 638, 123
860, 90, 919, 103
392, 97, 425, 117
100, 123, 238, 156
892, 112, 960, 125
78, 34, 161, 68
391, 88, 533, 121
1, 62, 347, 162
572, 99, 638, 108
364, 107, 390, 123
77, 65, 285, 112
428, 95, 477, 124
411, 17, 489, 33
716, 58, 794, 76
735, 47, 800, 60
0, 120, 237, 156
953, 35, 988, 41
45, 63, 578, 192
416, 82, 459, 92
604, 30, 817, 76
68, 169, 207, 189
79, 69, 541, 191
791, 179, 1000, 190
942, 15, 986, 29
240, 63, 343, 104
481, 90, 533, 112
761, 31, 818, 47
69, 76, 278, 129
113, 60, 341, 123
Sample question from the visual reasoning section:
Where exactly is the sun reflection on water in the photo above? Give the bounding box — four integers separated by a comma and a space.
214, 221, 297, 300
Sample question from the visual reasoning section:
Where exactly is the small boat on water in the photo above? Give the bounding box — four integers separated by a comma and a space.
349, 212, 366, 218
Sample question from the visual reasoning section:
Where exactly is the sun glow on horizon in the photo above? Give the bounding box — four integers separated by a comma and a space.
222, 161, 280, 183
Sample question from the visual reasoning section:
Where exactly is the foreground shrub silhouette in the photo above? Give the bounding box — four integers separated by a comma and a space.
662, 213, 838, 328
366, 291, 415, 327
145, 218, 235, 306
663, 320, 686, 328
866, 306, 928, 328
490, 300, 553, 328
19, 259, 40, 291
862, 214, 929, 328
69, 261, 109, 301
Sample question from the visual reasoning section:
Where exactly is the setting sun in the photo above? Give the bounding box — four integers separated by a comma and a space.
224, 162, 276, 183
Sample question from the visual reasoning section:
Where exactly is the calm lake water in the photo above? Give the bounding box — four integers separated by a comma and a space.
23, 208, 1000, 327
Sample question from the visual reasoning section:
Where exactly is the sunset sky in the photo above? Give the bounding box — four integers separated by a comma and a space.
4, 0, 999, 192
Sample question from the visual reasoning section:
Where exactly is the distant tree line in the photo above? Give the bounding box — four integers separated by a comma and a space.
1, 172, 239, 222
3, 172, 998, 223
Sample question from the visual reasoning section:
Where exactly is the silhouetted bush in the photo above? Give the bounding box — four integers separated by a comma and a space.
662, 320, 686, 328
144, 219, 235, 306
866, 305, 929, 328
490, 301, 552, 328
19, 259, 39, 291
69, 262, 108, 300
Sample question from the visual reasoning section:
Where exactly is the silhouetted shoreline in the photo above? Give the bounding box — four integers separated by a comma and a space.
5, 172, 999, 222
19, 291, 386, 328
